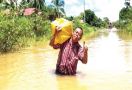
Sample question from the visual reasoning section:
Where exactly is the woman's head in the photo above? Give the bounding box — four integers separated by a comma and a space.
72, 27, 83, 43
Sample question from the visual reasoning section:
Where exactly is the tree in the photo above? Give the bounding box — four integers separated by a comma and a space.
78, 12, 84, 20
2, 0, 46, 10
102, 17, 110, 28
84, 9, 101, 27
119, 7, 132, 21
32, 0, 45, 10
45, 6, 57, 20
125, 0, 130, 8
85, 9, 95, 25
119, 0, 132, 21
51, 0, 65, 18
65, 16, 74, 21
103, 17, 109, 24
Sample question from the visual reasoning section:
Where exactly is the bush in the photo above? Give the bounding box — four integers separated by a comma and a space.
0, 11, 51, 52
33, 15, 51, 38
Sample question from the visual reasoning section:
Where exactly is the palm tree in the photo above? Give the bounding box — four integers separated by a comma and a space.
51, 0, 65, 18
6, 0, 46, 10
2, 0, 15, 9
32, 0, 45, 10
125, 0, 131, 8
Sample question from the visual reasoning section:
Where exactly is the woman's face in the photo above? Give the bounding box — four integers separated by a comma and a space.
72, 28, 83, 43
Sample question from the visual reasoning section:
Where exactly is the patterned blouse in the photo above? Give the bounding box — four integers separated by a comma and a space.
52, 38, 85, 75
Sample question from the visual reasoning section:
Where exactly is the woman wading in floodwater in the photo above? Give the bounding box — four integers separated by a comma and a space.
50, 27, 88, 75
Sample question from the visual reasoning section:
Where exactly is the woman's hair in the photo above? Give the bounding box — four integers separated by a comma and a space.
77, 27, 83, 31
77, 27, 83, 37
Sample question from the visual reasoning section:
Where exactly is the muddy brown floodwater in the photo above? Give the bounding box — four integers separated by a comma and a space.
0, 29, 132, 90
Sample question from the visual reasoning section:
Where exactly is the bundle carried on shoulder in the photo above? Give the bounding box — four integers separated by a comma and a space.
51, 18, 73, 44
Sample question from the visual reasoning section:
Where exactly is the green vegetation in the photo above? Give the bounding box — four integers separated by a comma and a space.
0, 11, 51, 52
0, 0, 108, 53
74, 9, 109, 28
114, 1, 132, 33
